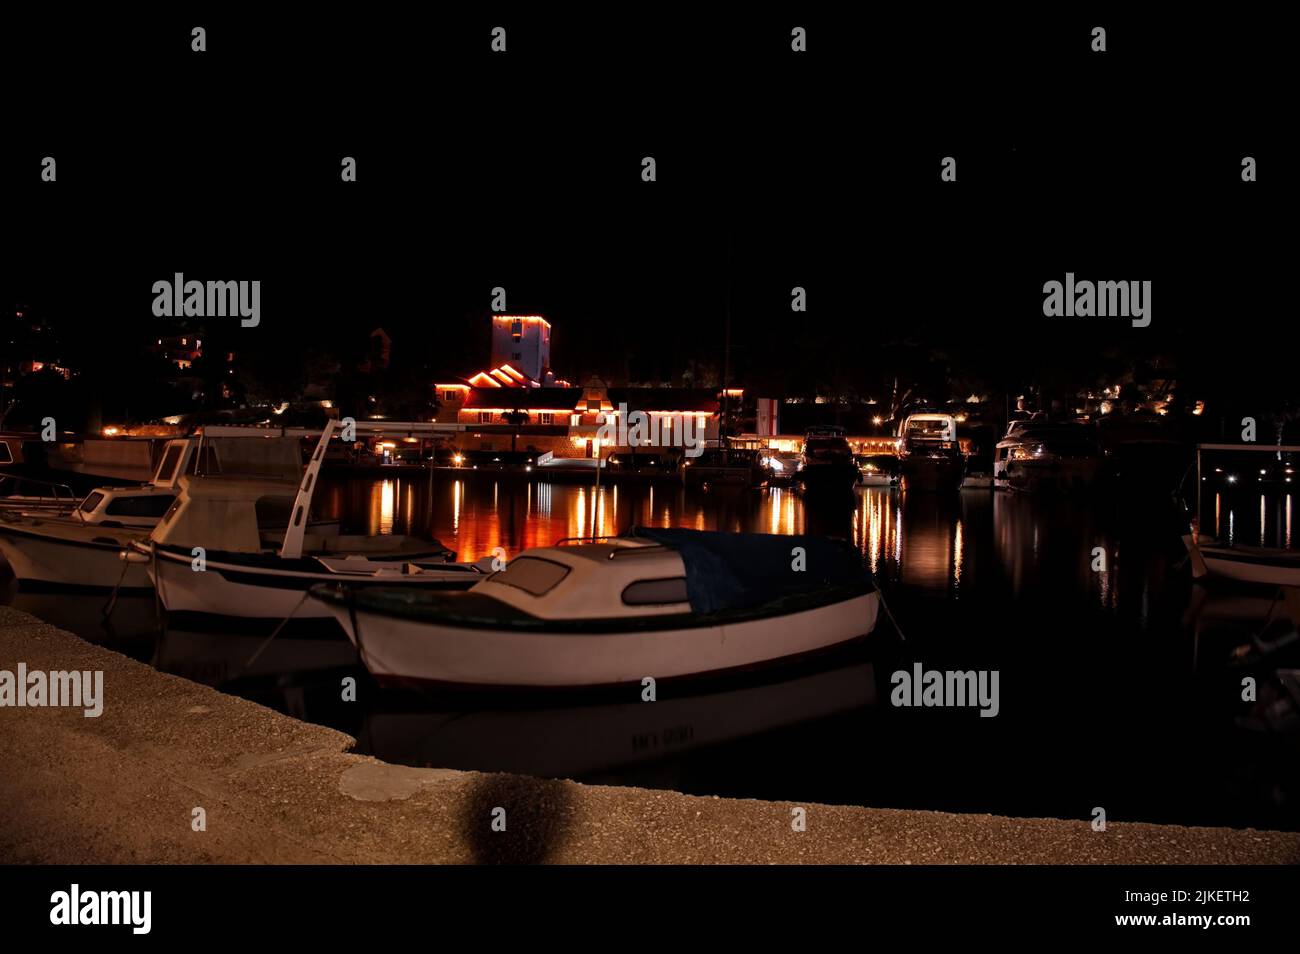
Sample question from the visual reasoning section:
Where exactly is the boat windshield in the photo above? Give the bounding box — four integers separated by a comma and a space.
492, 556, 571, 596
906, 420, 953, 439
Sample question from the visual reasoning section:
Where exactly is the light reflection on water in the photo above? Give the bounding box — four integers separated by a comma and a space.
315, 475, 1297, 624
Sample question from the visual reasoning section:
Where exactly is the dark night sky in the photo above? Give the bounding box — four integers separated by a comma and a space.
2, 10, 1290, 405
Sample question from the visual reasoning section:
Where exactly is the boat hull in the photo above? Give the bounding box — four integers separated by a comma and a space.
148, 548, 479, 621
1183, 534, 1300, 587
0, 521, 150, 590
320, 590, 881, 689
1002, 457, 1099, 492
799, 464, 859, 493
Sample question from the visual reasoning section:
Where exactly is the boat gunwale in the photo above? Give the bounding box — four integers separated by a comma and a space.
308, 580, 878, 635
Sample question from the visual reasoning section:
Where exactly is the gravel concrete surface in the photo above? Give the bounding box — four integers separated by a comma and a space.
2, 606, 1297, 864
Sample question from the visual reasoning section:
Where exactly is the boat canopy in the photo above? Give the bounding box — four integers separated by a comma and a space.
623, 526, 873, 614
899, 414, 957, 442
150, 475, 301, 553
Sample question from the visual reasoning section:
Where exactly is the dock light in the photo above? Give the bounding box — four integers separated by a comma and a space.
872, 416, 883, 426
526, 465, 532, 472
102, 426, 120, 437
1227, 475, 1237, 484
452, 453, 464, 466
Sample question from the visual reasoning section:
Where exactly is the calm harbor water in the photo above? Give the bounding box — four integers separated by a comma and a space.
4, 473, 1298, 832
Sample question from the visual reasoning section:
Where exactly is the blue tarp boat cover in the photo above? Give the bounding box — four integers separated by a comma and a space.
622, 526, 874, 614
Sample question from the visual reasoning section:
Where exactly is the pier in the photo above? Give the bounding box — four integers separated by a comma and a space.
2, 605, 1295, 865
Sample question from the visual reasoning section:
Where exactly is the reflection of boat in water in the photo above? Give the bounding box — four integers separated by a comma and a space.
310, 527, 880, 689
897, 414, 963, 493
5, 590, 158, 642
153, 627, 361, 687
1183, 442, 1300, 587
993, 417, 1100, 492
361, 661, 876, 779
1183, 585, 1300, 673
1237, 669, 1300, 737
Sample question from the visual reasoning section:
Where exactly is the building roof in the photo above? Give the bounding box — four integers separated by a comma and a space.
458, 386, 721, 414
462, 388, 583, 411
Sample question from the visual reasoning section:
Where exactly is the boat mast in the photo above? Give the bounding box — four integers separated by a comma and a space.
280, 418, 338, 559
1195, 444, 1201, 541
721, 231, 732, 463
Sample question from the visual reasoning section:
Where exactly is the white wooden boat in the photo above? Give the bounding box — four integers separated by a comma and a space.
131, 421, 484, 620
1184, 442, 1300, 587
308, 527, 880, 689
0, 435, 309, 590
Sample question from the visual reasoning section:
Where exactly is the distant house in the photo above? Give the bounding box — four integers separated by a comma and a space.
432, 314, 726, 460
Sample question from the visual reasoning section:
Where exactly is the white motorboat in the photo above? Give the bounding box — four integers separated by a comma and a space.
131, 421, 485, 621
993, 417, 1101, 492
1183, 442, 1300, 588
307, 526, 880, 689
854, 454, 900, 487
0, 435, 309, 590
897, 413, 963, 492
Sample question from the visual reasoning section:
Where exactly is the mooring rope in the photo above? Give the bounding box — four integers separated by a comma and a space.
237, 590, 313, 676
876, 587, 907, 642
101, 557, 132, 619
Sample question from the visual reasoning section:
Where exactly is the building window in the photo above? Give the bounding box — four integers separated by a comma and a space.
479, 411, 494, 424
443, 390, 460, 403
539, 412, 553, 425
511, 351, 522, 361
570, 414, 580, 426
511, 319, 522, 340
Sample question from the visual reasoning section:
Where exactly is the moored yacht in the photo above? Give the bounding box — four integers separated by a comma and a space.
897, 413, 963, 492
307, 526, 880, 689
854, 454, 900, 487
993, 417, 1101, 492
799, 426, 858, 493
